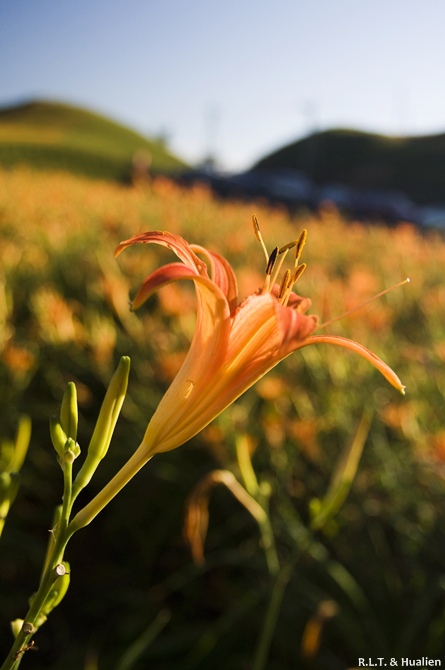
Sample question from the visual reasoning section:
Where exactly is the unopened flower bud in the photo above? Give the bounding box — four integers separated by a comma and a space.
63, 438, 81, 464
50, 416, 68, 458
60, 382, 78, 441
72, 357, 130, 498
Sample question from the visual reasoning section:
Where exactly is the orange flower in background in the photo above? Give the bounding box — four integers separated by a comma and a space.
71, 219, 405, 530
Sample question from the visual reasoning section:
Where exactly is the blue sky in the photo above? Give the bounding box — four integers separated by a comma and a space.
2, 0, 445, 170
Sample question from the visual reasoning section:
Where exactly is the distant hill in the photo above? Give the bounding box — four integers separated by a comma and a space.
0, 99, 187, 181
254, 129, 445, 205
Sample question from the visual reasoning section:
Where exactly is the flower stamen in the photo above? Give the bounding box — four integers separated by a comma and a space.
254, 215, 309, 301
269, 248, 289, 288
293, 263, 307, 284
295, 229, 308, 263
279, 240, 298, 254
266, 247, 279, 275
264, 246, 280, 293
252, 215, 269, 264
278, 269, 292, 301
281, 263, 307, 306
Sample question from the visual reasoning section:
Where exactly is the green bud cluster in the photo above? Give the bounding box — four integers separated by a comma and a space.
50, 383, 81, 469
5, 357, 131, 659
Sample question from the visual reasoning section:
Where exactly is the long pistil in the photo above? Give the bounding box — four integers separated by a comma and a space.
317, 278, 411, 330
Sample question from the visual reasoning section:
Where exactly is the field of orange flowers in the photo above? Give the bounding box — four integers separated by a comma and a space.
1, 166, 445, 669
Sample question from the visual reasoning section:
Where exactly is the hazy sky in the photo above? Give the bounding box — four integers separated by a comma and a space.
2, 0, 445, 170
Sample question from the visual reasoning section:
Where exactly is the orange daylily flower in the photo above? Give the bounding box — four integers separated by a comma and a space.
116, 226, 404, 455
70, 222, 404, 529
114, 229, 319, 455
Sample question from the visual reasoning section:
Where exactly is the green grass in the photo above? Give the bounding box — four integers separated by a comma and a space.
0, 99, 188, 181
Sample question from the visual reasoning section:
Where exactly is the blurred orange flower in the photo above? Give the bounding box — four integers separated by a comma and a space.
3, 342, 35, 375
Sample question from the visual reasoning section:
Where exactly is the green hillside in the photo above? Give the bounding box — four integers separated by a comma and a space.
254, 128, 445, 205
0, 99, 187, 181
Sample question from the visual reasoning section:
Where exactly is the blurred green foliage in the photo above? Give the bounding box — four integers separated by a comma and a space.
0, 167, 445, 669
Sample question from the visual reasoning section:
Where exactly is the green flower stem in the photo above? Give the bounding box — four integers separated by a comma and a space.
59, 460, 73, 536
0, 462, 76, 670
2, 360, 129, 669
68, 447, 151, 532
1, 551, 69, 669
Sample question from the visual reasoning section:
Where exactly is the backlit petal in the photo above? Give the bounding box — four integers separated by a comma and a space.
191, 245, 238, 312
132, 263, 199, 309
141, 273, 231, 453
301, 334, 406, 394
154, 293, 318, 450
115, 231, 208, 276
